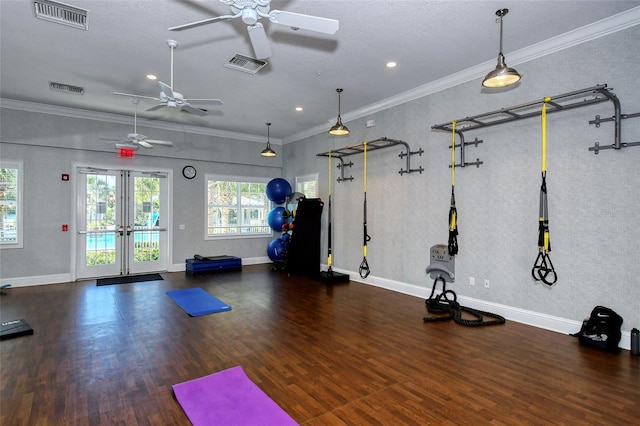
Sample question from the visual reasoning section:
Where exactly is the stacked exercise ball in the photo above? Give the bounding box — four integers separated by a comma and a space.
266, 178, 292, 261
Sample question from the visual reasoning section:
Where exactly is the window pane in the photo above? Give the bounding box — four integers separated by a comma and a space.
207, 177, 270, 238
0, 166, 20, 245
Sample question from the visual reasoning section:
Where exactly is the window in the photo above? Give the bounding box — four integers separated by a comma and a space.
206, 176, 271, 238
0, 161, 23, 248
296, 173, 318, 198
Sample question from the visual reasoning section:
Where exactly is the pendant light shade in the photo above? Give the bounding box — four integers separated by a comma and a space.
329, 88, 350, 136
482, 8, 521, 88
261, 122, 276, 157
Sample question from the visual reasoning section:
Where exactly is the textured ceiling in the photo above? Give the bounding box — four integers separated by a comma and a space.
1, 0, 639, 143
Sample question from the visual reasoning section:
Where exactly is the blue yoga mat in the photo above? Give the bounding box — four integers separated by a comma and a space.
166, 287, 232, 316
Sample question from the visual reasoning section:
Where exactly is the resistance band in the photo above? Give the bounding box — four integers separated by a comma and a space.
532, 98, 557, 286
359, 142, 371, 279
448, 121, 459, 256
326, 151, 334, 276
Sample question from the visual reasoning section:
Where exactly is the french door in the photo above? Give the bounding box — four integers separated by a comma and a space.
76, 167, 169, 280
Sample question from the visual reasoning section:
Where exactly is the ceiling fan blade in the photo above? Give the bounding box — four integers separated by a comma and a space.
144, 139, 174, 146
158, 81, 175, 99
112, 92, 160, 102
186, 98, 224, 106
169, 14, 238, 31
268, 10, 339, 34
115, 143, 138, 150
181, 104, 208, 116
146, 104, 166, 112
247, 23, 272, 59
137, 140, 154, 149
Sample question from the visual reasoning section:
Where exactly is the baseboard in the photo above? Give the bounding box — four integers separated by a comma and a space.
0, 273, 72, 288
327, 266, 632, 351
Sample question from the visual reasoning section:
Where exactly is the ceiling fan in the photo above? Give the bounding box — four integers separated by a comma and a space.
103, 99, 174, 150
112, 40, 223, 116
169, 0, 339, 59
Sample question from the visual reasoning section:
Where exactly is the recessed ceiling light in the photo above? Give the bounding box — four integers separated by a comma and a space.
386, 61, 397, 68
146, 74, 157, 80
295, 106, 303, 112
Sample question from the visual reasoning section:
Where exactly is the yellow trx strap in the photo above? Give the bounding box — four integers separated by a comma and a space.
359, 142, 371, 278
448, 121, 459, 256
327, 151, 333, 269
532, 97, 557, 286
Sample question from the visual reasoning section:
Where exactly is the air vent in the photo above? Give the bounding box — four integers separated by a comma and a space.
34, 0, 88, 30
49, 81, 85, 95
224, 54, 268, 75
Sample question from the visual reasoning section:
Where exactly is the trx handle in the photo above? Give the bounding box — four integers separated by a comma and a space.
448, 121, 459, 256
532, 99, 557, 286
360, 142, 371, 279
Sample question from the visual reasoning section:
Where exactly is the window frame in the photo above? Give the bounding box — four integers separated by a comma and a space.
0, 160, 24, 249
295, 173, 318, 198
205, 174, 273, 239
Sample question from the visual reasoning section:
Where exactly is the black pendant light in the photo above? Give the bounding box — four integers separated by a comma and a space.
261, 122, 276, 157
329, 88, 350, 136
482, 8, 521, 88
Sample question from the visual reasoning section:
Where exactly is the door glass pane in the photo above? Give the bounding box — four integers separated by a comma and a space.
133, 176, 160, 263
85, 173, 117, 266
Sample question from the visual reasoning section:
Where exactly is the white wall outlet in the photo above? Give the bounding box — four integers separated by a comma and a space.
484, 279, 490, 288
366, 119, 376, 128
469, 277, 475, 286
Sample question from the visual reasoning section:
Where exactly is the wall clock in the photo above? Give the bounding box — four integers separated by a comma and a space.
182, 165, 196, 179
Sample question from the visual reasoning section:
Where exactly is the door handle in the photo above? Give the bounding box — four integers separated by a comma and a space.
126, 225, 132, 236
118, 225, 124, 236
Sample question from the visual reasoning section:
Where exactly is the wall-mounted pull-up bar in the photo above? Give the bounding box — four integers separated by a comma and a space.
317, 137, 424, 182
431, 84, 640, 163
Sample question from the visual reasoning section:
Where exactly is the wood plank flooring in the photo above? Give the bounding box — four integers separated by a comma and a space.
1, 264, 638, 425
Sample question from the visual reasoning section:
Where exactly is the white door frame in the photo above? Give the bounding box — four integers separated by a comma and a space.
71, 164, 173, 281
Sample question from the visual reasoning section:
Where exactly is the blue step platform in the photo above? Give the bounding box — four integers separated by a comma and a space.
186, 255, 242, 275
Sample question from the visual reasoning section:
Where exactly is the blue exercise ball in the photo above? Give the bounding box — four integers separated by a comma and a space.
268, 206, 288, 231
266, 178, 292, 204
267, 237, 286, 261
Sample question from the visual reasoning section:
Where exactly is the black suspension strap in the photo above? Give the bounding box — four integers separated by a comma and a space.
448, 120, 459, 256
532, 98, 557, 286
359, 142, 371, 279
326, 151, 334, 276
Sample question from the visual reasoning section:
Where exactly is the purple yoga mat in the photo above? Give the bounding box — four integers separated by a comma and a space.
173, 366, 298, 426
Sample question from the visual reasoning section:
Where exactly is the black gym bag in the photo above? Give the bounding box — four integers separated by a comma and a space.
574, 306, 623, 353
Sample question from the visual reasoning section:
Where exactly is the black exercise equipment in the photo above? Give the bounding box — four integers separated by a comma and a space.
532, 98, 557, 286
448, 121, 459, 256
359, 142, 371, 279
316, 151, 349, 284
285, 198, 324, 275
423, 244, 505, 326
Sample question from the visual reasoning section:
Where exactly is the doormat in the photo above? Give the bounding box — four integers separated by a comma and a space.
166, 287, 231, 316
96, 273, 163, 286
173, 366, 298, 426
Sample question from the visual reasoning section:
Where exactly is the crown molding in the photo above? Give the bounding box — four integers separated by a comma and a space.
283, 6, 640, 144
0, 98, 282, 145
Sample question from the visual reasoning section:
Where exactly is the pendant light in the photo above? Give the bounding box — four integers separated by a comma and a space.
261, 122, 276, 157
482, 8, 521, 88
329, 88, 350, 136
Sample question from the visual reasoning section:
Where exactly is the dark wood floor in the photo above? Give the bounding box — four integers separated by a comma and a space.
1, 264, 638, 425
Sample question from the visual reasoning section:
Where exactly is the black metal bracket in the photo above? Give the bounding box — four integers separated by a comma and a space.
431, 84, 639, 163
317, 137, 424, 182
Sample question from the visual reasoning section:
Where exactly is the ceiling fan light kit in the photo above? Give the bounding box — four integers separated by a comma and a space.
482, 8, 521, 88
261, 122, 276, 157
329, 88, 350, 136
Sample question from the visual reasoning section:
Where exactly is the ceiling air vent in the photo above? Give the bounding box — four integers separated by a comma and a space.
224, 54, 268, 75
49, 81, 85, 95
34, 0, 88, 30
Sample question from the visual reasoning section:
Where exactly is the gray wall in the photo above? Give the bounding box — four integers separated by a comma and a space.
283, 26, 640, 332
0, 110, 282, 278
